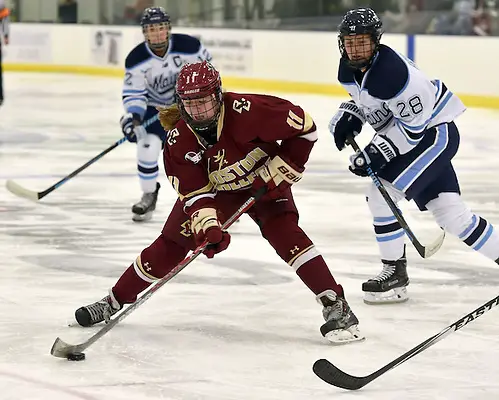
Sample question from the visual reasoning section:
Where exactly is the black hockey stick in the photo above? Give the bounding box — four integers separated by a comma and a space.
313, 293, 499, 390
347, 136, 444, 258
6, 114, 159, 201
50, 187, 266, 359
6, 137, 127, 201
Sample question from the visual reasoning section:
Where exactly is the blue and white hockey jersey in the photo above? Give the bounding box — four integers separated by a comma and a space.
338, 44, 466, 156
122, 33, 212, 119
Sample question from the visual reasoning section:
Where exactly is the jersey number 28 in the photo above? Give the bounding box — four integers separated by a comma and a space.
396, 95, 423, 118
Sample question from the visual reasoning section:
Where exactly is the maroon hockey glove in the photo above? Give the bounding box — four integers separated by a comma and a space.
252, 155, 304, 200
190, 208, 231, 258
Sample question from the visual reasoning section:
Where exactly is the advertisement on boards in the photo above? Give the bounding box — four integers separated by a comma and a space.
134, 28, 253, 76
192, 30, 253, 76
2, 25, 52, 63
90, 29, 122, 66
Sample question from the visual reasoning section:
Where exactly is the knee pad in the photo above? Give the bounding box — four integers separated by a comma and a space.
366, 181, 405, 217
137, 134, 162, 191
425, 193, 473, 236
260, 212, 317, 269
133, 235, 188, 283
137, 134, 163, 163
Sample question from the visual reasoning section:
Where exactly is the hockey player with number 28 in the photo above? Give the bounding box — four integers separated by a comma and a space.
120, 6, 212, 222
329, 8, 499, 304
74, 60, 364, 345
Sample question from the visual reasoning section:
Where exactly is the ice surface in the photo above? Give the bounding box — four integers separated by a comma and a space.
1, 73, 499, 399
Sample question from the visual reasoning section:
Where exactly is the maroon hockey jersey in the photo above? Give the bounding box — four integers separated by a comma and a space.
163, 92, 317, 212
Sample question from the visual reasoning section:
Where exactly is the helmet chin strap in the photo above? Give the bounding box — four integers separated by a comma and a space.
147, 37, 168, 52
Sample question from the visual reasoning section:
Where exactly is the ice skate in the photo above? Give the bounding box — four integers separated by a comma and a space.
362, 249, 409, 305
132, 182, 160, 222
317, 289, 364, 345
75, 290, 122, 327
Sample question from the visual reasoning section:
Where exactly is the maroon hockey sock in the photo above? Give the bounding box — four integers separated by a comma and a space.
296, 256, 344, 297
112, 264, 151, 304
112, 235, 190, 304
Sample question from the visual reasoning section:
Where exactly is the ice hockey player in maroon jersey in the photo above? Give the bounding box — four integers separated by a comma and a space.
74, 61, 363, 345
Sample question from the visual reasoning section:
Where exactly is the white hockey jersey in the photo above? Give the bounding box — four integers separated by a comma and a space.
338, 44, 466, 155
122, 33, 212, 119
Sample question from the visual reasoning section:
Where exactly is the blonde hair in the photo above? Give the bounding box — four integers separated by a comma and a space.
157, 104, 181, 131
158, 91, 227, 131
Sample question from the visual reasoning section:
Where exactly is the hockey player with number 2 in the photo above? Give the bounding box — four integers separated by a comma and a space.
329, 8, 499, 305
74, 60, 365, 345
120, 6, 212, 222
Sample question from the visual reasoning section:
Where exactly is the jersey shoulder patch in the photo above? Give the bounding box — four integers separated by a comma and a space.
170, 33, 202, 55
125, 42, 151, 69
365, 45, 409, 100
338, 58, 356, 85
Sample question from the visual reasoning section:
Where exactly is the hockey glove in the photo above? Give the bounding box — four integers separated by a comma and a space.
120, 113, 147, 143
329, 101, 365, 151
252, 155, 303, 200
349, 136, 397, 177
190, 208, 231, 259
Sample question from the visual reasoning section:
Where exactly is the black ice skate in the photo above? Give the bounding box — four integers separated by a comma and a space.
75, 290, 122, 327
317, 290, 364, 345
132, 182, 160, 222
362, 249, 409, 305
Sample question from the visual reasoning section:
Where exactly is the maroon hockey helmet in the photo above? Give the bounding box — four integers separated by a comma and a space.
175, 61, 223, 132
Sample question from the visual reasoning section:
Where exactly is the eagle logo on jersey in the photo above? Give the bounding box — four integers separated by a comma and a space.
213, 149, 228, 169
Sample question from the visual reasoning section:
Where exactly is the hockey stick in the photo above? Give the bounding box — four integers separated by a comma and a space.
6, 114, 159, 201
6, 137, 127, 201
313, 293, 499, 390
347, 137, 444, 258
50, 187, 266, 359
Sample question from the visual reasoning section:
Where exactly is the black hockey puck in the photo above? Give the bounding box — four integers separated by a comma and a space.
67, 352, 86, 361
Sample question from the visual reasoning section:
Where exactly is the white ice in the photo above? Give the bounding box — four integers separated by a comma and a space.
1, 73, 499, 400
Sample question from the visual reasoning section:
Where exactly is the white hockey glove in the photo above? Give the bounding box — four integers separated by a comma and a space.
329, 101, 366, 151
120, 113, 147, 143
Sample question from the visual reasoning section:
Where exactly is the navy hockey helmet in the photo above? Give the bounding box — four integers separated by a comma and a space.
338, 8, 383, 69
140, 7, 171, 50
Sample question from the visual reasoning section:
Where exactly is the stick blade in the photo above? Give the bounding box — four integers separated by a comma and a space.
312, 359, 367, 390
50, 337, 83, 358
423, 229, 446, 258
5, 180, 41, 201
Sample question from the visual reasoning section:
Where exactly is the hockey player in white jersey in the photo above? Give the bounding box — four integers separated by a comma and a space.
329, 8, 499, 304
121, 7, 212, 222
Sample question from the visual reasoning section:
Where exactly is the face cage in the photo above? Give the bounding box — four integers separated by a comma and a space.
177, 89, 223, 132
338, 33, 380, 69
143, 22, 171, 50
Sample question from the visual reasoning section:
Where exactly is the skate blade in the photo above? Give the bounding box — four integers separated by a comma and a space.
50, 337, 83, 358
132, 211, 153, 222
324, 325, 365, 345
364, 287, 409, 305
